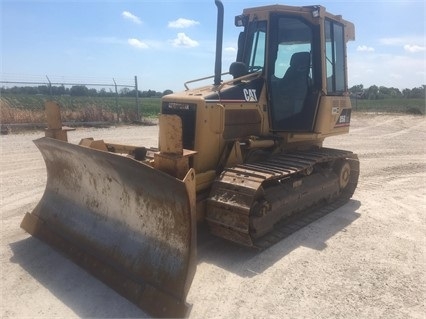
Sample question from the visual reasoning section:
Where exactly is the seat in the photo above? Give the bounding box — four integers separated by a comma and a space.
274, 52, 311, 119
229, 62, 248, 84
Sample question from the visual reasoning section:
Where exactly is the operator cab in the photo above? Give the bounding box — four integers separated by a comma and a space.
232, 5, 352, 132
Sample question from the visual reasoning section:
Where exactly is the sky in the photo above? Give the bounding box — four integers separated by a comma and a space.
1, 0, 425, 93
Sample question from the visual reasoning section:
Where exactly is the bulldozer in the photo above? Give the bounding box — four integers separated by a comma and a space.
21, 1, 359, 317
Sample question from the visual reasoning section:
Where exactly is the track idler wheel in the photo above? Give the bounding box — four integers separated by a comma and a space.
336, 160, 351, 190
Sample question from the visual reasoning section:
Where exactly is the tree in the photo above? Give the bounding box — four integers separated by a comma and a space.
410, 86, 425, 99
366, 85, 379, 100
99, 88, 109, 97
22, 86, 38, 95
402, 88, 411, 98
70, 85, 89, 96
349, 84, 364, 98
120, 87, 130, 96
88, 88, 98, 96
388, 87, 402, 98
162, 89, 173, 96
51, 85, 67, 96
379, 86, 390, 98
142, 89, 157, 98
37, 85, 50, 95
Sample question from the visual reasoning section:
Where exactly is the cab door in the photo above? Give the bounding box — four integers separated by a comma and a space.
268, 15, 321, 132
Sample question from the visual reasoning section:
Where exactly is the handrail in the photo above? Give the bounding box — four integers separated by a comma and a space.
184, 70, 262, 91
184, 73, 229, 90
217, 71, 262, 91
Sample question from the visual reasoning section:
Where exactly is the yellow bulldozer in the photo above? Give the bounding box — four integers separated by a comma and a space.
21, 1, 359, 317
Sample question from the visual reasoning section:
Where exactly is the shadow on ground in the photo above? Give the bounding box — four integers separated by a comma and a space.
196, 199, 361, 278
9, 199, 360, 318
9, 236, 148, 318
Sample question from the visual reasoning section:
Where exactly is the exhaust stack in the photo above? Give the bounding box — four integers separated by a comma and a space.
214, 0, 224, 86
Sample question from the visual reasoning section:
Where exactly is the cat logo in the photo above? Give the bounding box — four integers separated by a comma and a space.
243, 88, 258, 102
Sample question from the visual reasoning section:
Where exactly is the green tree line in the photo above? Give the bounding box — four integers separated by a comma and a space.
2, 83, 424, 100
349, 84, 425, 100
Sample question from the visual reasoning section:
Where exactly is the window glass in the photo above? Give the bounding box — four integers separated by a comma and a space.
274, 43, 312, 78
247, 22, 267, 72
334, 23, 345, 91
273, 18, 312, 79
270, 16, 315, 131
325, 20, 345, 93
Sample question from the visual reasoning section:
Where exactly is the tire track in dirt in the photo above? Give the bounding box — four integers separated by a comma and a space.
349, 116, 402, 133
2, 188, 44, 218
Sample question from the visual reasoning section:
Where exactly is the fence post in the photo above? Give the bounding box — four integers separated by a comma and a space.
113, 78, 119, 123
135, 75, 140, 121
46, 75, 52, 96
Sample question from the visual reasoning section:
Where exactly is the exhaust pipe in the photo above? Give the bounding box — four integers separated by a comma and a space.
214, 0, 224, 86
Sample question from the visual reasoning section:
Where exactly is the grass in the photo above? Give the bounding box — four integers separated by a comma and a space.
350, 98, 425, 115
1, 94, 161, 124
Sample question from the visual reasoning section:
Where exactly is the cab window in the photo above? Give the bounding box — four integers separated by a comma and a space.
245, 21, 267, 72
269, 16, 315, 131
325, 20, 346, 93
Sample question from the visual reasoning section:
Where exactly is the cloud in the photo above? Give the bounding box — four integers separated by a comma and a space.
404, 44, 425, 53
122, 11, 142, 24
348, 52, 425, 90
379, 36, 425, 53
128, 38, 149, 49
357, 45, 375, 52
378, 36, 424, 46
168, 18, 199, 28
225, 47, 237, 53
172, 33, 199, 48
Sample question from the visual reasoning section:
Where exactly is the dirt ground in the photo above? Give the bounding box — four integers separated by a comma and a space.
1, 113, 425, 318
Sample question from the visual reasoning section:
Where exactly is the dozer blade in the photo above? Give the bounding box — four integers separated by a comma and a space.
21, 137, 197, 318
